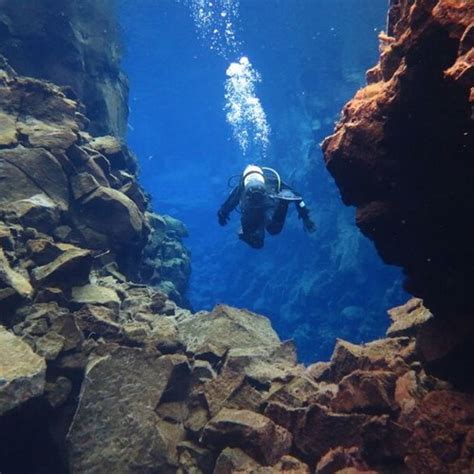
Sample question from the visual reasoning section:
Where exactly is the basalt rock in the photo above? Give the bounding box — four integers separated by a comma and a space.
214, 447, 310, 473
0, 0, 128, 137
405, 390, 474, 473
0, 248, 33, 299
0, 326, 46, 416
330, 370, 397, 415
67, 347, 182, 473
201, 408, 292, 466
386, 297, 433, 338
139, 212, 191, 305
0, 58, 189, 303
178, 304, 281, 356
322, 1, 474, 322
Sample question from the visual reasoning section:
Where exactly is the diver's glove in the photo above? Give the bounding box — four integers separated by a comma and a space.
218, 210, 229, 226
302, 215, 316, 233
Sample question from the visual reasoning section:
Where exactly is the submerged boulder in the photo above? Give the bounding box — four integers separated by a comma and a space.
0, 326, 46, 415
0, 248, 33, 299
71, 284, 121, 312
10, 194, 62, 233
67, 347, 186, 473
201, 408, 292, 466
80, 186, 145, 245
178, 304, 281, 356
387, 298, 433, 338
404, 390, 474, 473
31, 245, 92, 287
0, 146, 69, 212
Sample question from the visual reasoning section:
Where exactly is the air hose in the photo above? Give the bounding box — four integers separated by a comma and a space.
261, 166, 281, 192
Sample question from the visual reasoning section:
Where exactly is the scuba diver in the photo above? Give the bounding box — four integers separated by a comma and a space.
217, 165, 316, 249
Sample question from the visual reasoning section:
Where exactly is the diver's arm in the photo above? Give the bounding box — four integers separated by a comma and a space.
280, 181, 301, 197
281, 181, 316, 233
218, 184, 242, 225
296, 199, 316, 233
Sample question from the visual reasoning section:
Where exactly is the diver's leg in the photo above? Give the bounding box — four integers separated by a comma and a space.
238, 225, 264, 248
266, 200, 289, 235
240, 207, 265, 248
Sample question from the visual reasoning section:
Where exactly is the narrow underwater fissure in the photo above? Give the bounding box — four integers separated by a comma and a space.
0, 0, 473, 472
118, 0, 409, 363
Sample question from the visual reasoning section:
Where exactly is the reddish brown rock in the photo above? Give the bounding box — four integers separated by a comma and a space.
415, 315, 474, 387
200, 408, 292, 466
315, 447, 370, 474
405, 390, 474, 473
265, 401, 369, 463
203, 367, 246, 417
305, 361, 331, 382
329, 337, 415, 382
360, 415, 410, 466
322, 0, 474, 324
394, 370, 426, 420
331, 370, 397, 414
387, 298, 433, 338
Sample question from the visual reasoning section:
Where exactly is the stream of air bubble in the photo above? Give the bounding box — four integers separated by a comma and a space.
180, 0, 271, 160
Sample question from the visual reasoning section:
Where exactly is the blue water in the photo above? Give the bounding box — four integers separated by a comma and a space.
118, 0, 408, 362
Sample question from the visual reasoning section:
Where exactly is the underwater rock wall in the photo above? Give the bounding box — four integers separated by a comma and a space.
323, 0, 474, 386
323, 0, 473, 319
0, 56, 190, 472
0, 0, 128, 137
0, 56, 190, 305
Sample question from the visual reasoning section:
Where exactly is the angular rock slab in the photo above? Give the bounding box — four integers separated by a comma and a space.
0, 146, 69, 210
31, 245, 92, 287
80, 186, 144, 244
331, 370, 397, 414
0, 248, 33, 298
387, 298, 433, 338
67, 347, 184, 473
265, 402, 369, 463
0, 326, 46, 415
178, 304, 281, 355
71, 284, 121, 312
201, 408, 292, 466
405, 390, 474, 473
214, 447, 310, 474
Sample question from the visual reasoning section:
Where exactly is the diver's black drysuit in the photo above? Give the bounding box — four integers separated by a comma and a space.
218, 170, 315, 249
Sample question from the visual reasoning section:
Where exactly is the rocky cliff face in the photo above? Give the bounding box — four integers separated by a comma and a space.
0, 56, 188, 472
323, 0, 474, 387
0, 0, 128, 137
0, 59, 190, 306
